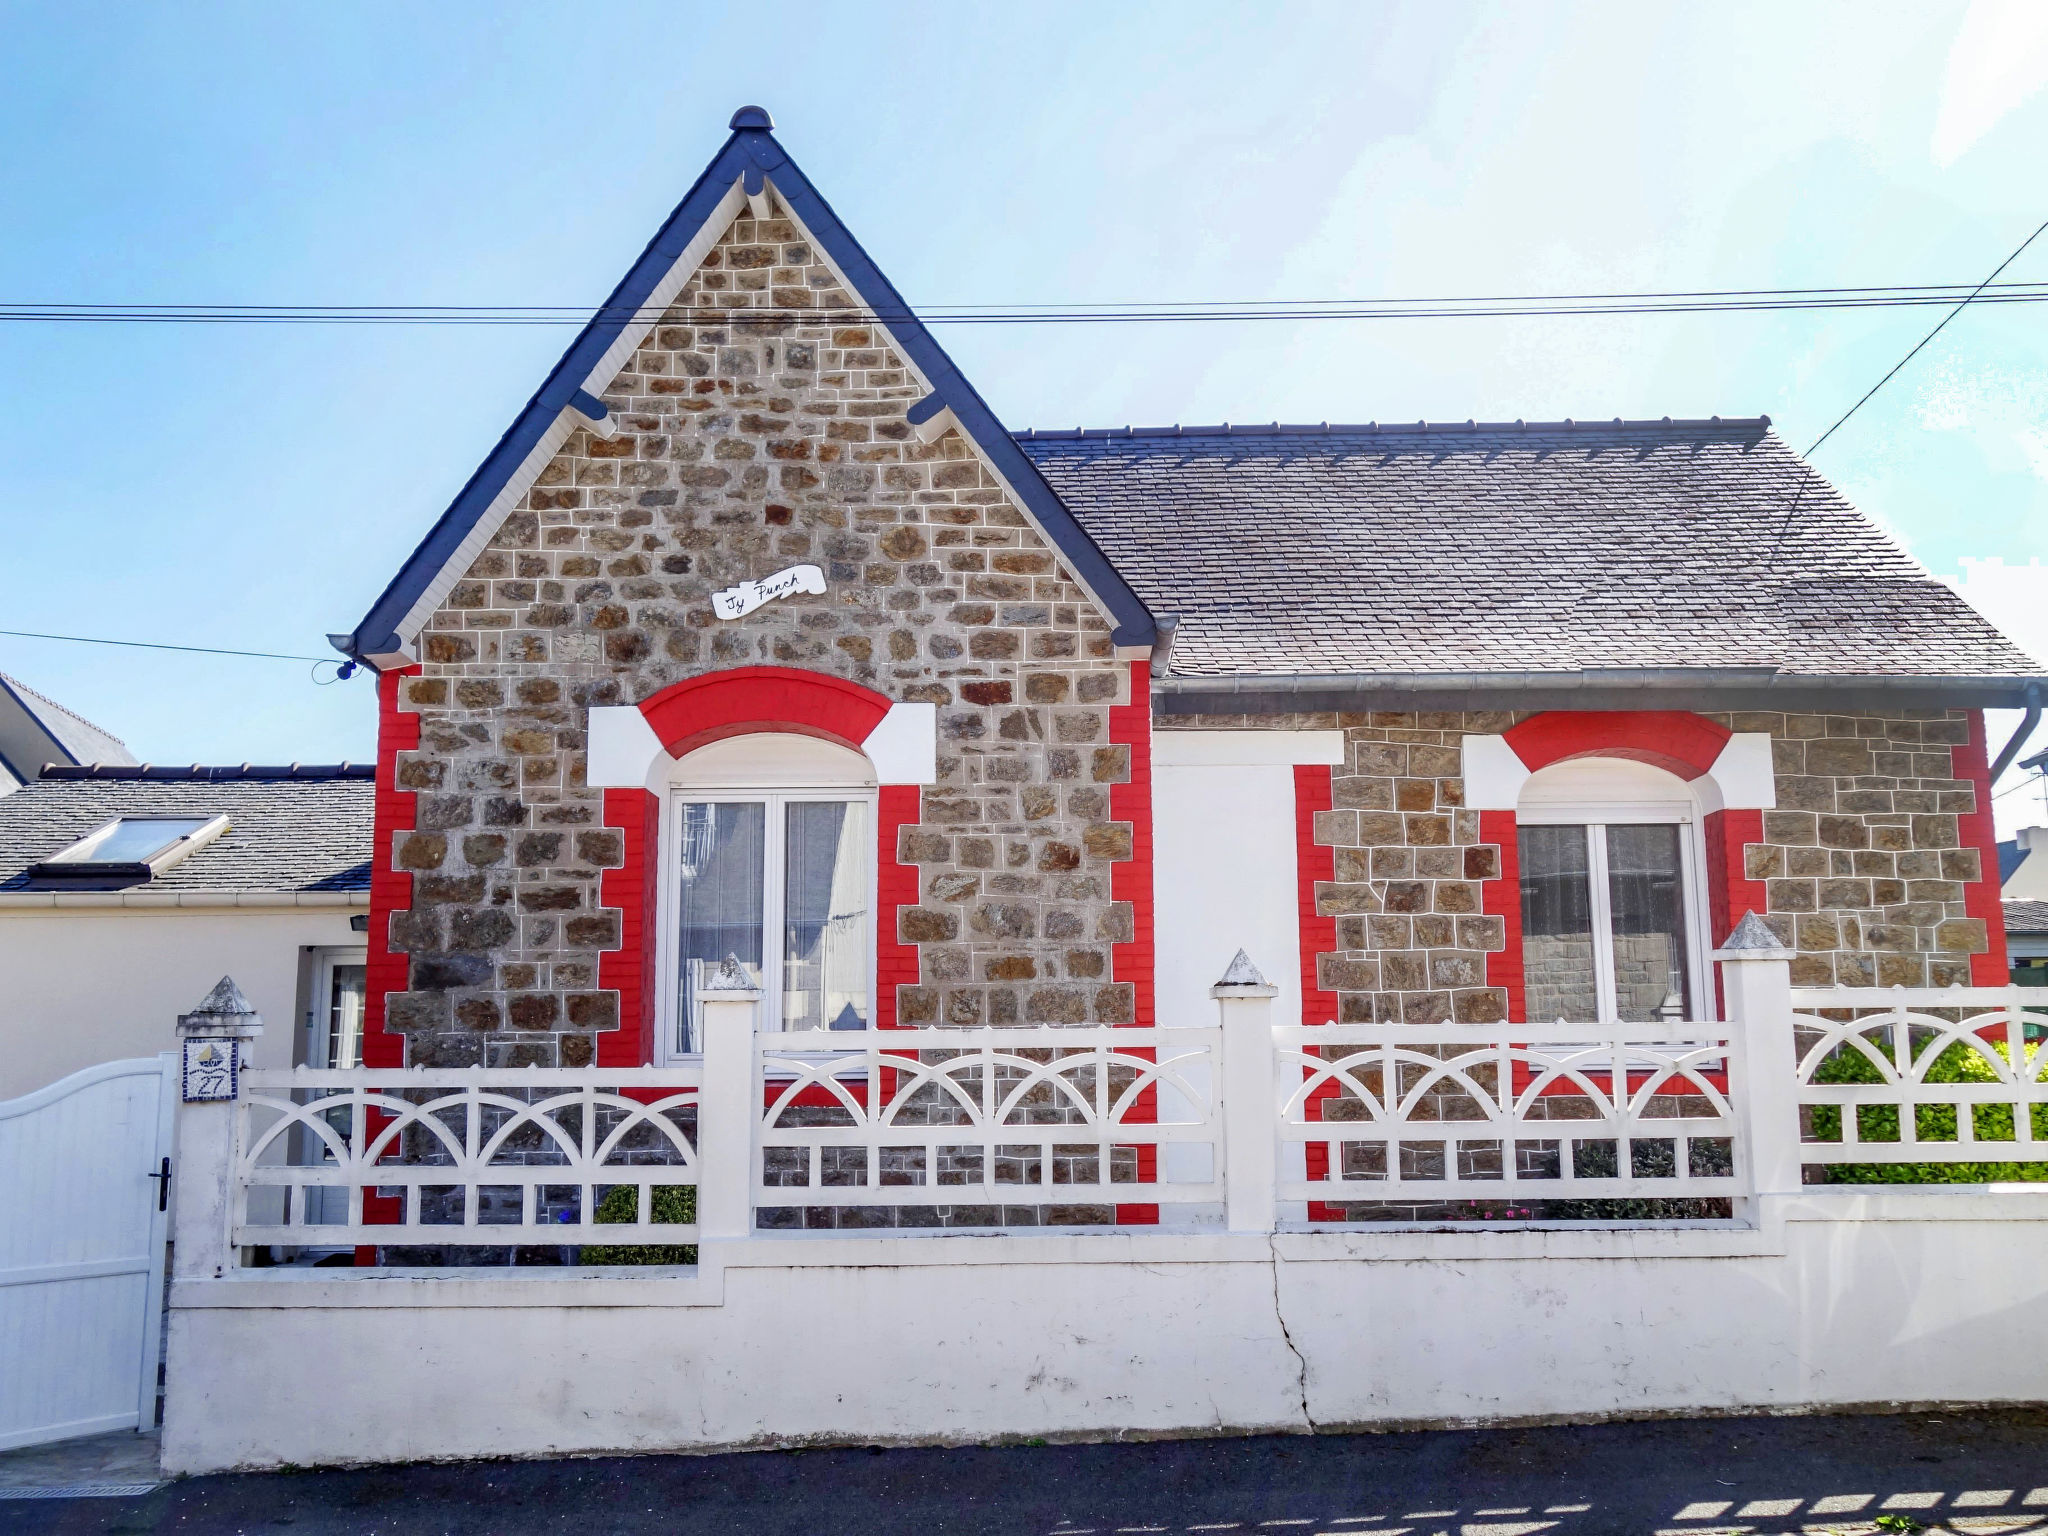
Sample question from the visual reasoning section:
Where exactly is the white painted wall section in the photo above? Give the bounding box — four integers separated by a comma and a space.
1705, 733, 1778, 811
587, 704, 666, 789
1460, 734, 1532, 810
0, 909, 358, 1099
859, 702, 938, 786
1156, 758, 1304, 1032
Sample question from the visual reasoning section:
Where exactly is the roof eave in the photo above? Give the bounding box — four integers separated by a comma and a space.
1154, 668, 2048, 716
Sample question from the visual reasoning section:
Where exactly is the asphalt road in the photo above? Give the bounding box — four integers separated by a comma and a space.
9, 1408, 2048, 1536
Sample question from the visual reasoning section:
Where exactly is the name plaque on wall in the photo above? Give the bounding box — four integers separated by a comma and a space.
712, 564, 826, 620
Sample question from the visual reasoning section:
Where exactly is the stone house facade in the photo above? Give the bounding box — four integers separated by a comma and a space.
334, 108, 2042, 1077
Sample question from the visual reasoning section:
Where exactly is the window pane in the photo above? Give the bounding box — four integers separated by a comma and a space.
327, 963, 367, 1070
784, 801, 869, 1032
1606, 824, 1690, 1023
677, 802, 766, 1052
50, 817, 210, 865
1519, 825, 1597, 1021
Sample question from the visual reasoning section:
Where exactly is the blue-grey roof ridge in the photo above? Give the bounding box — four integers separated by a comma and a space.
0, 673, 134, 769
1018, 416, 1772, 440
338, 111, 1155, 664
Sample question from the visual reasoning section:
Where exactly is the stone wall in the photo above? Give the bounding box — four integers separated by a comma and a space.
380, 210, 1134, 1066
1164, 706, 1996, 1025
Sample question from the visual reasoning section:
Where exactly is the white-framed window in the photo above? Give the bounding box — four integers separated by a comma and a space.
655, 734, 877, 1060
1516, 757, 1715, 1025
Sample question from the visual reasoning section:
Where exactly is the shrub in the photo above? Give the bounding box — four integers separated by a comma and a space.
579, 1182, 698, 1264
1809, 1031, 2048, 1185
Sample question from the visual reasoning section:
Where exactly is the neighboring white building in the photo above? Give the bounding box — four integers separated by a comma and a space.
0, 764, 371, 1098
2002, 825, 2048, 901
0, 672, 135, 793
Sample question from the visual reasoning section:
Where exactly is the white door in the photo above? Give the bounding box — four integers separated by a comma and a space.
0, 1054, 175, 1450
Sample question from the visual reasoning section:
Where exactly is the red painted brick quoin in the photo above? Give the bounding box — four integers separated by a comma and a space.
1293, 764, 1339, 1025
1478, 808, 1525, 1024
875, 783, 922, 1029
364, 667, 421, 1066
637, 666, 890, 758
1108, 658, 1156, 1028
1108, 659, 1157, 1224
1958, 710, 2010, 985
596, 788, 659, 1066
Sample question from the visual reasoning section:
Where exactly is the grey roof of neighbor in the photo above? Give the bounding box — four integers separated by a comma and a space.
0, 766, 374, 894
0, 673, 135, 780
1019, 419, 2045, 688
2006, 899, 2048, 936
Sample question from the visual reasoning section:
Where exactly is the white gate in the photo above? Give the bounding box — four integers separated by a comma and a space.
0, 1055, 175, 1450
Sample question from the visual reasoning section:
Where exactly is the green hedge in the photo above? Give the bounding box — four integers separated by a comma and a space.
580, 1183, 698, 1264
1809, 1032, 2048, 1185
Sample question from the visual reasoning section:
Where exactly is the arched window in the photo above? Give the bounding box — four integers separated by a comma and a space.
657, 733, 877, 1059
1516, 756, 1714, 1024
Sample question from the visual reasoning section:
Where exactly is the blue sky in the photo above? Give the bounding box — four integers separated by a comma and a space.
4, 1, 2047, 825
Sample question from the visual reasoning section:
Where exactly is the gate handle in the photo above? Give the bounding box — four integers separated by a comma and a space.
148, 1157, 171, 1212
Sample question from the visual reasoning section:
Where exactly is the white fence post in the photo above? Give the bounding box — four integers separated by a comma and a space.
694, 957, 761, 1242
169, 977, 264, 1280
1214, 950, 1279, 1234
1714, 911, 1802, 1206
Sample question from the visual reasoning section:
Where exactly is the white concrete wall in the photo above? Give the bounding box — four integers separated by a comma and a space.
160, 1194, 2048, 1473
0, 909, 361, 1099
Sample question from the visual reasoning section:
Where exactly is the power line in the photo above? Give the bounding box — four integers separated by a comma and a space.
0, 628, 338, 665
1767, 213, 2048, 560
5, 280, 2048, 327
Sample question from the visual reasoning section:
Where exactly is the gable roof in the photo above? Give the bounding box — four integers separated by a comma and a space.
335, 107, 1153, 669
0, 765, 373, 898
1020, 419, 2048, 712
0, 673, 134, 785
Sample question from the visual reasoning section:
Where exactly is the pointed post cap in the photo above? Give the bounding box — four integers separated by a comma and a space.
699, 953, 763, 1004
729, 106, 774, 131
1211, 948, 1278, 999
1711, 910, 1795, 962
177, 975, 264, 1039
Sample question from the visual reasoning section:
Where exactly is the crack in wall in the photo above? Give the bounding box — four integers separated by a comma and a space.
1267, 1235, 1315, 1432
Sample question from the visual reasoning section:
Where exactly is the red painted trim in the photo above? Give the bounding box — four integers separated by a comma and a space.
363, 667, 420, 1068
1109, 659, 1157, 1223
875, 784, 922, 1029
1479, 809, 1525, 1025
1703, 808, 1767, 947
1957, 710, 2010, 985
596, 789, 659, 1066
1504, 711, 1731, 781
1293, 765, 1340, 1025
637, 666, 892, 759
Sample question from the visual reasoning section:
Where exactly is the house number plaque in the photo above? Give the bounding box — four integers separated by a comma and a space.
181, 1038, 241, 1103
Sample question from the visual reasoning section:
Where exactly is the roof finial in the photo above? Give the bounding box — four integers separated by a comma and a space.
729, 105, 774, 131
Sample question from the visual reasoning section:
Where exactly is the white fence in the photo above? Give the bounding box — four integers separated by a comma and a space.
1792, 987, 2048, 1165
191, 966, 2048, 1269
235, 1067, 700, 1249
1276, 1022, 1742, 1206
754, 1026, 1222, 1219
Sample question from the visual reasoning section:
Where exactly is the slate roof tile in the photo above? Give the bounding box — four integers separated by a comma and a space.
0, 768, 373, 894
1019, 419, 2044, 681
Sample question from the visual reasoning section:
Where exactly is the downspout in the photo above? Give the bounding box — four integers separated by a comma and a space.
1991, 683, 2044, 784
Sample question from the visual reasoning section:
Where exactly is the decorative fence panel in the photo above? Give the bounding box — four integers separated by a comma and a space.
1274, 1022, 1744, 1208
753, 1026, 1223, 1221
1791, 987, 2048, 1166
235, 1068, 700, 1249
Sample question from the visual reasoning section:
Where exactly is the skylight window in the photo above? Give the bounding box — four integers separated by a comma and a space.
30, 815, 229, 880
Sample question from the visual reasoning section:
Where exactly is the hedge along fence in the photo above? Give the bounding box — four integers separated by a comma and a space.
1809, 1034, 2048, 1185
582, 1184, 698, 1264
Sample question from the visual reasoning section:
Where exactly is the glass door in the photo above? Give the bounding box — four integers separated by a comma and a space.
297, 949, 367, 1230
672, 792, 871, 1054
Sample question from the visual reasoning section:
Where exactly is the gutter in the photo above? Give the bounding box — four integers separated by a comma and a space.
1990, 683, 2043, 783
1154, 667, 2048, 715
0, 891, 370, 911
